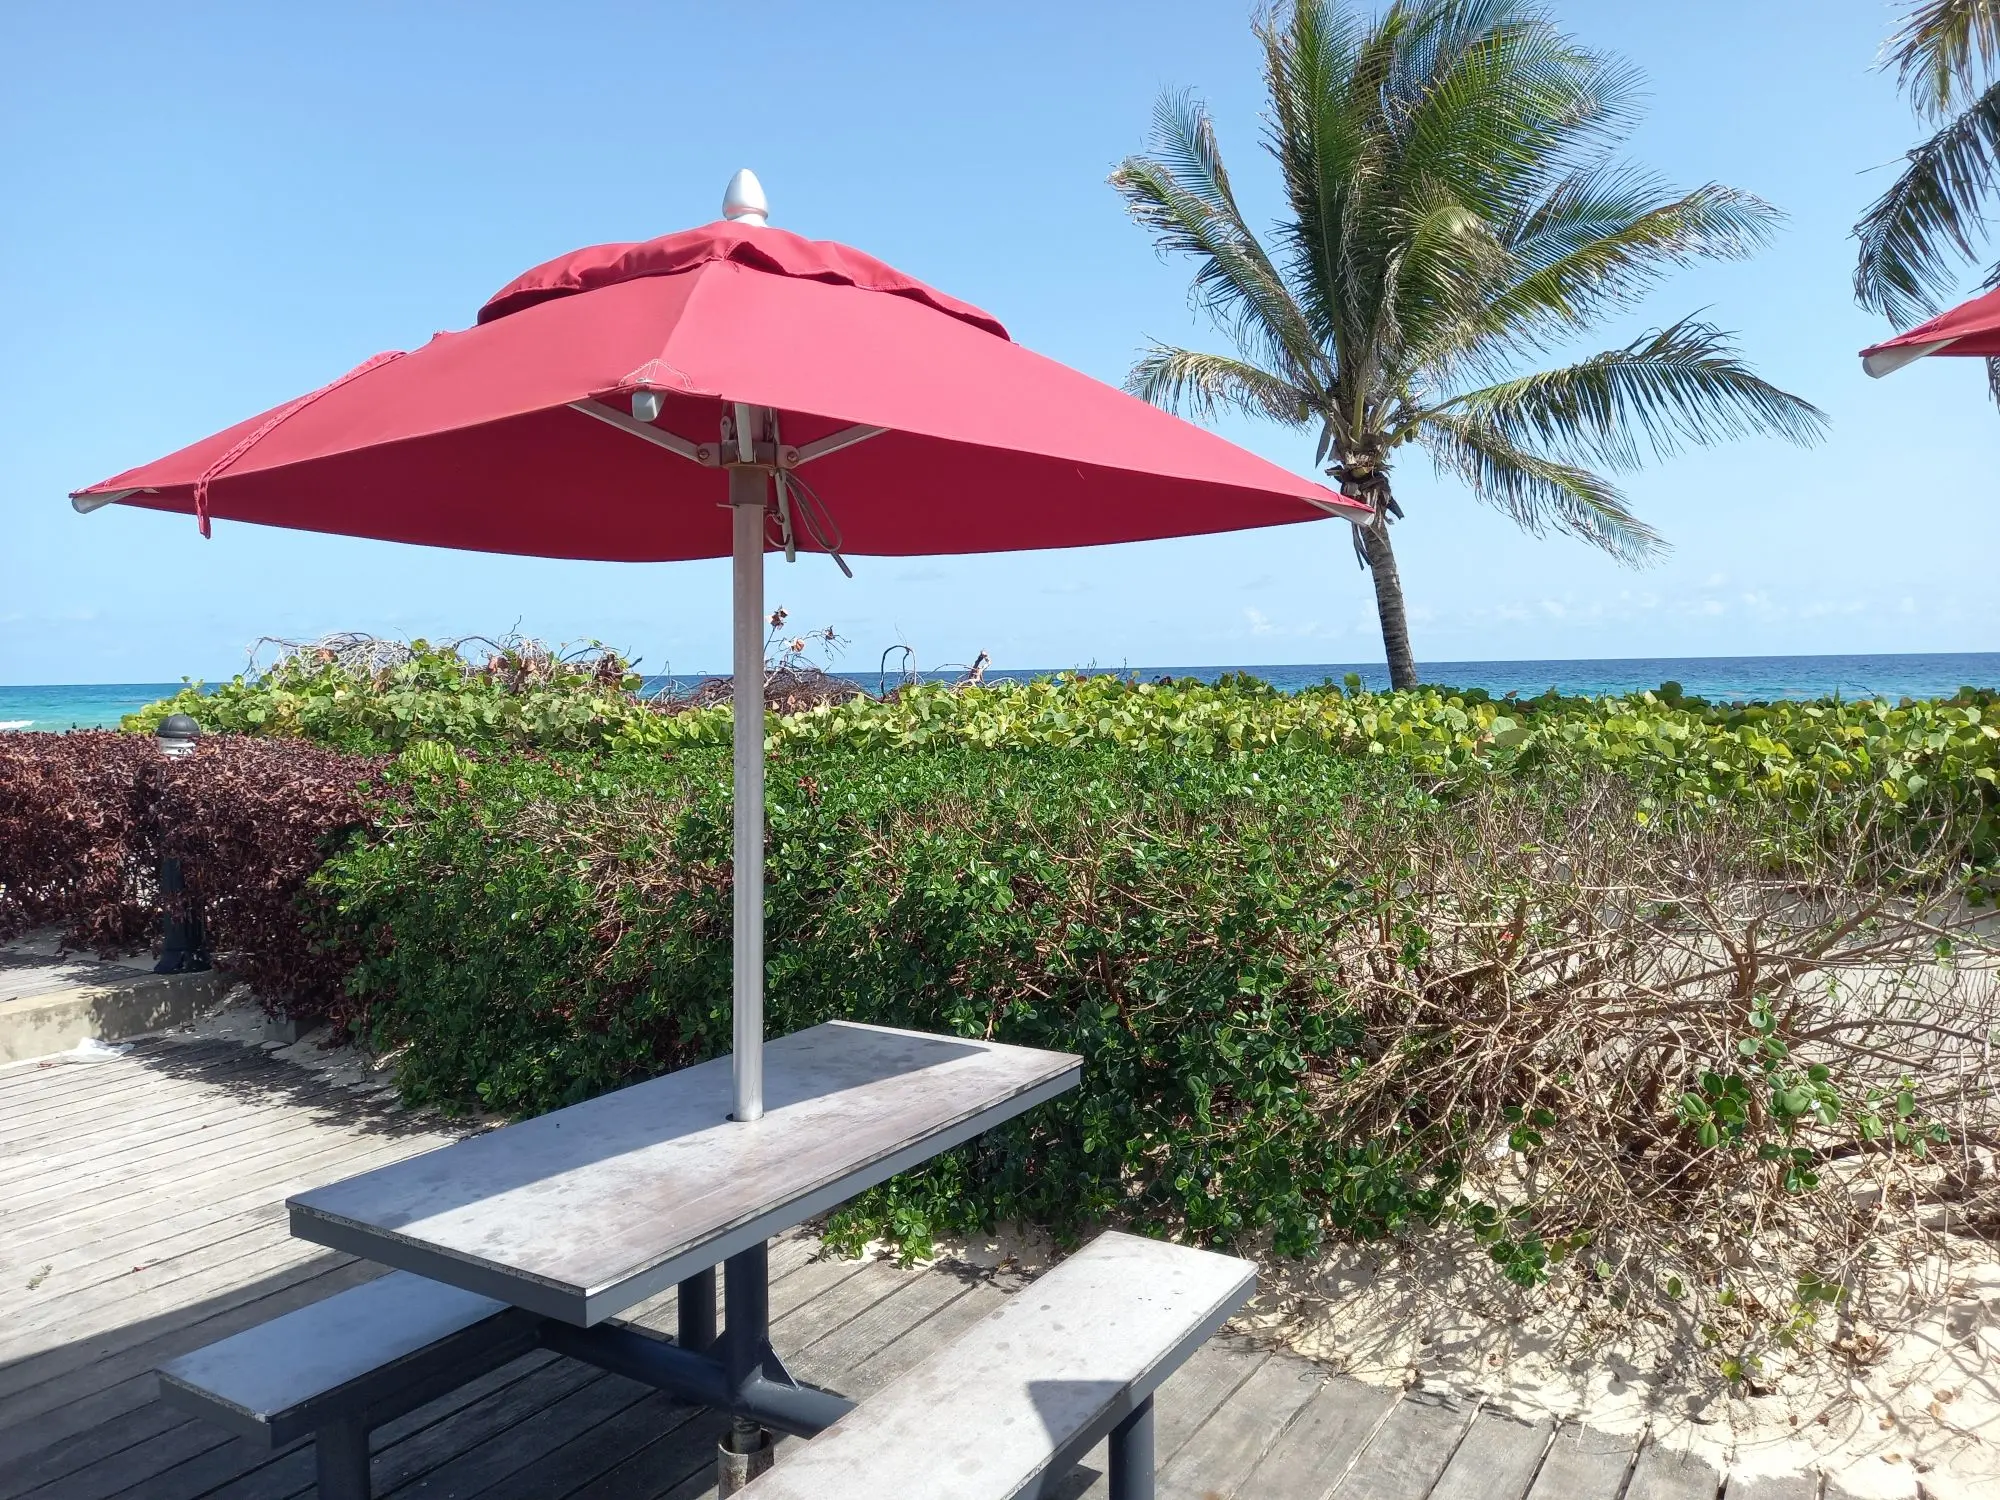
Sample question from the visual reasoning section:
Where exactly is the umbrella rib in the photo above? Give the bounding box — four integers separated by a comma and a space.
789, 425, 889, 466
570, 400, 716, 464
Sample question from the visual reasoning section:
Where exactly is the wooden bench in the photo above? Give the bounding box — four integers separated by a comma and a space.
154, 1271, 542, 1500
739, 1231, 1256, 1500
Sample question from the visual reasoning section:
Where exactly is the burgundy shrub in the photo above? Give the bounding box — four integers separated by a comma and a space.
152, 738, 384, 1024
0, 730, 382, 1023
0, 731, 159, 951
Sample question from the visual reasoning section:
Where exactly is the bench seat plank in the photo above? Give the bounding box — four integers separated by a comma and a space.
156, 1271, 534, 1445
741, 1231, 1255, 1500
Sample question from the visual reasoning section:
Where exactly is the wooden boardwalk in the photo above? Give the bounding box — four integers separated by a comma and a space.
0, 1034, 1836, 1500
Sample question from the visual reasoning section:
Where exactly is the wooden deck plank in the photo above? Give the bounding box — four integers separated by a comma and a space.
375, 1370, 655, 1500
1627, 1436, 1725, 1500
765, 1259, 921, 1357
452, 1388, 711, 1500
0, 1092, 392, 1191
836, 1279, 1009, 1392
0, 1049, 287, 1128
123, 1353, 566, 1500
6, 1216, 324, 1355
10, 1416, 237, 1500
2, 1112, 392, 1222
581, 1267, 984, 1500
455, 1247, 979, 1500
1428, 1408, 1554, 1500
222, 1358, 612, 1500
0, 1403, 192, 1500
1237, 1375, 1400, 1500
1155, 1350, 1321, 1500
1330, 1391, 1473, 1499
1525, 1422, 1639, 1500
0, 1060, 339, 1160
784, 1263, 975, 1387
1, 1077, 279, 1156
0, 1118, 442, 1259
4, 1128, 443, 1270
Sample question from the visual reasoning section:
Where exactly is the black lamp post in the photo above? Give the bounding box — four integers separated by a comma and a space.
154, 714, 210, 975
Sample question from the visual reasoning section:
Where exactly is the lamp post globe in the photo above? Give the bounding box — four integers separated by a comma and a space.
156, 713, 202, 758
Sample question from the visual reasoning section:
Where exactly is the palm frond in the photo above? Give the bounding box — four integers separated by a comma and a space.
1111, 92, 1324, 387
1417, 408, 1663, 561
1258, 0, 1392, 364
1854, 78, 2000, 324
1127, 346, 1314, 426
1395, 3, 1641, 225
1430, 318, 1826, 472
1496, 174, 1777, 330
1889, 0, 2000, 117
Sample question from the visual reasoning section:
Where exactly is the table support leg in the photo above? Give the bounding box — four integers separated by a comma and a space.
315, 1414, 372, 1500
719, 1241, 777, 1495
722, 1242, 770, 1388
678, 1266, 717, 1353
1107, 1394, 1155, 1500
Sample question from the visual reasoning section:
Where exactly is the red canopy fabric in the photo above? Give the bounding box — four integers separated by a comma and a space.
73, 220, 1369, 559
1860, 284, 2000, 376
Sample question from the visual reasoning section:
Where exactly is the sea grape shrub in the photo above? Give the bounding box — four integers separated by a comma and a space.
131, 648, 2000, 865
0, 730, 158, 951
318, 743, 1996, 1360
319, 745, 1451, 1257
127, 639, 649, 754
151, 737, 382, 1025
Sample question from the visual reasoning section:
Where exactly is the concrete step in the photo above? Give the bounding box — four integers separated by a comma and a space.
0, 943, 230, 1064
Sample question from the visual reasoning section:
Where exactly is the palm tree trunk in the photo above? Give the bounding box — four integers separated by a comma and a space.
1358, 518, 1418, 689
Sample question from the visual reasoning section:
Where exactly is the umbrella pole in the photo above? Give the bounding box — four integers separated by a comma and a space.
729, 464, 766, 1123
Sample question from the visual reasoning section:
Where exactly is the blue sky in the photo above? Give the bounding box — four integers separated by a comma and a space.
2, 0, 1992, 685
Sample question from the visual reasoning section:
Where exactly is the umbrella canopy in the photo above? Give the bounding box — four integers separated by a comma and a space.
73, 216, 1364, 555
72, 172, 1371, 1123
1860, 284, 2000, 377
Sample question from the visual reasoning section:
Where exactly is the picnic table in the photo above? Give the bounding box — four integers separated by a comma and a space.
159, 1021, 1255, 1500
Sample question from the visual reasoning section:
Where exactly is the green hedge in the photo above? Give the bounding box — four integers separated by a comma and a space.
321, 743, 1456, 1257
133, 648, 2000, 859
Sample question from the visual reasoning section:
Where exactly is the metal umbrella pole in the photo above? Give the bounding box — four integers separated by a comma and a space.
728, 437, 767, 1125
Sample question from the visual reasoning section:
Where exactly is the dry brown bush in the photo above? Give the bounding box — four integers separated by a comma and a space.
1305, 775, 2000, 1372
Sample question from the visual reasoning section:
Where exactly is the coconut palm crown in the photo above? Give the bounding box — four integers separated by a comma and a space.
1113, 0, 1824, 688
1855, 0, 2000, 336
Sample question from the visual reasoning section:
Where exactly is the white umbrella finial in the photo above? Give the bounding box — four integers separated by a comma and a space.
723, 169, 769, 228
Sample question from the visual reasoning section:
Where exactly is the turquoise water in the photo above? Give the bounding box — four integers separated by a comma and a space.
6, 653, 1997, 732
0, 683, 187, 732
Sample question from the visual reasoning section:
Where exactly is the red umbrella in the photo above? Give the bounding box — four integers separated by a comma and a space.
1860, 284, 2000, 376
72, 170, 1371, 1119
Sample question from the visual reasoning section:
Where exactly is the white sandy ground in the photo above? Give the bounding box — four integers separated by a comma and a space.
38, 979, 1996, 1500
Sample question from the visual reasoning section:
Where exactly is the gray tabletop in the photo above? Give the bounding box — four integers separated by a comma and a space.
288, 1021, 1080, 1324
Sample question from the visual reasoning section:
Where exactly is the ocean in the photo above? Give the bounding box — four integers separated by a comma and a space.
5, 653, 1997, 732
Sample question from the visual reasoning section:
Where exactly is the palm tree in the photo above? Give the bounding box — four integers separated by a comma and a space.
1855, 1, 2000, 339
1112, 0, 1824, 688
